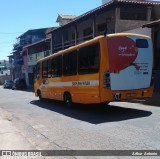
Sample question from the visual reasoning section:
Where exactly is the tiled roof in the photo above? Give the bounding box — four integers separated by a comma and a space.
56, 14, 77, 23
48, 0, 160, 34
58, 14, 77, 20
18, 28, 48, 38
115, 0, 160, 5
71, 0, 160, 22
46, 27, 58, 34
23, 38, 51, 49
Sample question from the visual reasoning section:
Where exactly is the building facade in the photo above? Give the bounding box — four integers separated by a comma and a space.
0, 60, 10, 75
49, 0, 160, 54
10, 28, 48, 86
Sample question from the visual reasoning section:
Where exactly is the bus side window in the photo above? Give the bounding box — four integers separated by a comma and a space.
52, 56, 62, 77
89, 43, 100, 73
78, 47, 89, 74
63, 51, 77, 76
48, 59, 52, 78
35, 63, 40, 79
78, 42, 100, 74
56, 56, 62, 77
42, 60, 48, 78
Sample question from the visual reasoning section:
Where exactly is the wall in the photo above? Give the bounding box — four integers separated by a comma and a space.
122, 27, 151, 37
116, 20, 150, 33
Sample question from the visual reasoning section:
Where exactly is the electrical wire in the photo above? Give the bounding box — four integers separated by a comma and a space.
0, 32, 23, 35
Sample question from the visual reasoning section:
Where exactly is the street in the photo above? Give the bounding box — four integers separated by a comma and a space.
0, 86, 160, 159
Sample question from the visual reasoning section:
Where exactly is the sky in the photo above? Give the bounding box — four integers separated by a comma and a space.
0, 0, 102, 60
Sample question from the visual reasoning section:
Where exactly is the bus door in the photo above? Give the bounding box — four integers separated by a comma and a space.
107, 35, 152, 90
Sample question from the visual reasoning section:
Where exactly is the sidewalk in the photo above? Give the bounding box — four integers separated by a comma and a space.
143, 92, 160, 106
130, 92, 160, 106
0, 108, 34, 150
0, 108, 48, 158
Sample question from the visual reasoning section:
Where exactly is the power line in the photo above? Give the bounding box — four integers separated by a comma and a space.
0, 42, 13, 44
0, 32, 23, 35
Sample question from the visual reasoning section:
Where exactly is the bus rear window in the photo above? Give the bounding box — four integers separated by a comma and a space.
136, 39, 148, 48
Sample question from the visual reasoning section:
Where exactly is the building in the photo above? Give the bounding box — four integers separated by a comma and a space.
22, 14, 76, 86
10, 28, 48, 86
9, 0, 160, 88
0, 60, 10, 75
48, 0, 160, 54
0, 60, 11, 85
21, 27, 56, 86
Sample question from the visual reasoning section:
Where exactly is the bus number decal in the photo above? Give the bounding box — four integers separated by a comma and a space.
72, 80, 99, 86
72, 81, 90, 86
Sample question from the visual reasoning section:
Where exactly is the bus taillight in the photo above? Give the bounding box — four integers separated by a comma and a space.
104, 71, 111, 88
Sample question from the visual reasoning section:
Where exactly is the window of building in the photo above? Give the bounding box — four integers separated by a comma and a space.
63, 51, 77, 76
42, 60, 48, 78
97, 23, 106, 34
83, 27, 93, 40
78, 43, 100, 74
52, 56, 62, 77
120, 8, 147, 21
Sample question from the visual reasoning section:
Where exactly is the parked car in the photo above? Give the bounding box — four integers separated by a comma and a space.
3, 80, 13, 89
12, 78, 27, 90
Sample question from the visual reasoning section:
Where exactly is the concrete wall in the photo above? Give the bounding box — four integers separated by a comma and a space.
122, 27, 151, 37
116, 20, 149, 33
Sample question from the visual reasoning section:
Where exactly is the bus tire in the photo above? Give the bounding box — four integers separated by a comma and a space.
37, 90, 43, 101
64, 92, 72, 107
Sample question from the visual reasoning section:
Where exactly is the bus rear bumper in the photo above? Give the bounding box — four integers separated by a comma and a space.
112, 87, 154, 101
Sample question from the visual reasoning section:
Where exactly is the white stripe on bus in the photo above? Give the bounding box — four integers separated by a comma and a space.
41, 80, 99, 87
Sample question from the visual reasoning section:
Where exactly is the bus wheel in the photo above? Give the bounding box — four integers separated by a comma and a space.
38, 90, 43, 101
64, 92, 72, 107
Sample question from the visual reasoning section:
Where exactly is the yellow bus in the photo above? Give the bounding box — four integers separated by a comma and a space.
34, 33, 154, 106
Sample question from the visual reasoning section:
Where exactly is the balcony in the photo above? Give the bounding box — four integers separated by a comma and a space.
53, 34, 93, 52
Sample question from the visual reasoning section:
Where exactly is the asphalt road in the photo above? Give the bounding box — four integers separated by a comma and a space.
0, 86, 160, 159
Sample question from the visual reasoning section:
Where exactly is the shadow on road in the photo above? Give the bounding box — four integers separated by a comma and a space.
30, 100, 152, 124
